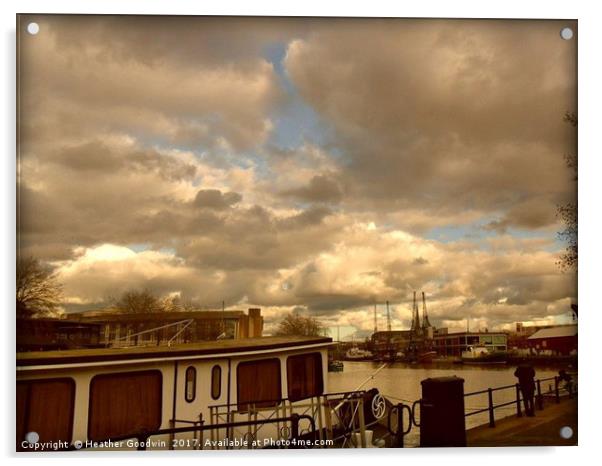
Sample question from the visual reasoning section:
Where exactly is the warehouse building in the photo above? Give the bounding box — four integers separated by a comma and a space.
527, 325, 577, 356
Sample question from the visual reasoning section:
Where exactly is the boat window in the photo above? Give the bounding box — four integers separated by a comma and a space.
88, 370, 162, 441
286, 353, 324, 402
16, 378, 75, 451
211, 365, 221, 400
237, 358, 281, 411
185, 366, 196, 403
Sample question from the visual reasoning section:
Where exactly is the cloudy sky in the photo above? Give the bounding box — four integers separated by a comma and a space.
17, 16, 577, 337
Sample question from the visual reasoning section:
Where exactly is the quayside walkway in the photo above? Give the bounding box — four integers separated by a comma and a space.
467, 398, 577, 447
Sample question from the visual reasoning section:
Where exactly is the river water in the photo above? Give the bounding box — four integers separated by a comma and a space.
327, 361, 560, 447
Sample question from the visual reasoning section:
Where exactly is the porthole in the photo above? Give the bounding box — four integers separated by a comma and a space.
185, 366, 196, 403
211, 365, 221, 400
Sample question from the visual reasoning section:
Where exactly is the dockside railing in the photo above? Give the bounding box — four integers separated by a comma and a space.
464, 375, 577, 428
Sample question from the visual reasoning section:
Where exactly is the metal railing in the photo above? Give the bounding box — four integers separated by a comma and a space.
62, 376, 576, 451
68, 413, 317, 451
67, 390, 384, 451
382, 373, 578, 447
208, 390, 379, 448
464, 375, 577, 428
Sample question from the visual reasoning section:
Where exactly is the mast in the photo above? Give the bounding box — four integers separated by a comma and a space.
374, 304, 378, 334
407, 291, 422, 359
386, 301, 392, 360
410, 291, 421, 334
221, 300, 225, 335
386, 300, 391, 333
421, 291, 432, 329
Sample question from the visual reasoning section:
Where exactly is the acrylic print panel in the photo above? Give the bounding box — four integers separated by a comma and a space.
16, 15, 577, 451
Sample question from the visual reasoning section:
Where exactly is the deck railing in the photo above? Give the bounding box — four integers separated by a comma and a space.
68, 413, 318, 450
67, 390, 385, 450
208, 390, 384, 448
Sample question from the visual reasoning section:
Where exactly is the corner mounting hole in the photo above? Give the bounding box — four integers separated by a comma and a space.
25, 431, 39, 444
27, 22, 39, 35
560, 27, 573, 40
560, 426, 573, 439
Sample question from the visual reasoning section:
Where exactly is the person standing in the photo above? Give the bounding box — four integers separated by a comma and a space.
514, 365, 536, 416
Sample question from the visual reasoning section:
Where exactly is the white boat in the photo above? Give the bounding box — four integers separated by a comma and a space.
345, 347, 373, 360
461, 345, 507, 364
17, 335, 391, 451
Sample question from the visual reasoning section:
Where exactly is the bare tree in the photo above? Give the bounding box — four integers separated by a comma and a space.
16, 256, 63, 318
115, 289, 163, 313
557, 111, 578, 271
275, 313, 326, 337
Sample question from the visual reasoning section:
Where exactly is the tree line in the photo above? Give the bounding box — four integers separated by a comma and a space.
16, 256, 326, 336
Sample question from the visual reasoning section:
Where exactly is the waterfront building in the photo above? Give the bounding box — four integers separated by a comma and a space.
526, 325, 577, 356
69, 308, 263, 346
16, 318, 102, 351
370, 328, 508, 358
432, 331, 508, 357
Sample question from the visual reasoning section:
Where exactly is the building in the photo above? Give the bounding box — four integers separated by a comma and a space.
16, 318, 102, 351
509, 320, 580, 350
432, 330, 508, 357
69, 307, 263, 346
508, 322, 555, 349
527, 325, 577, 355
370, 328, 508, 357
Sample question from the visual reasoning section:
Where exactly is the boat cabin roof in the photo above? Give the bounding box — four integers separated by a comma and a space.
17, 336, 333, 368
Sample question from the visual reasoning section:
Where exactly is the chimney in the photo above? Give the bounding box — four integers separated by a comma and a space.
248, 308, 263, 337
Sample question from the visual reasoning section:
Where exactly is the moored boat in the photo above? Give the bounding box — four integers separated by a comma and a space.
344, 347, 373, 361
328, 359, 345, 372
461, 345, 507, 364
17, 335, 396, 451
417, 351, 438, 363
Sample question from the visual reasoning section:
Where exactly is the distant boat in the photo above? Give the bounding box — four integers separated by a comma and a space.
417, 351, 437, 362
397, 350, 437, 363
328, 360, 344, 372
430, 355, 462, 364
461, 345, 507, 364
345, 347, 374, 360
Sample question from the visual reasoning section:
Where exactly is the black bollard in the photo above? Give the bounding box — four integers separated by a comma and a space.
420, 376, 466, 447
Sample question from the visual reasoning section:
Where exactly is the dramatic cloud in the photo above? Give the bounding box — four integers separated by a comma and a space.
285, 19, 577, 215
17, 16, 577, 334
281, 174, 343, 204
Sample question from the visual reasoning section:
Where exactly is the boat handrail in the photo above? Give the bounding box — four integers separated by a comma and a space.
208, 389, 368, 411
109, 319, 195, 347
68, 413, 318, 450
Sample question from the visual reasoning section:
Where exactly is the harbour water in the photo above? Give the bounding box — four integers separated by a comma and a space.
327, 361, 561, 447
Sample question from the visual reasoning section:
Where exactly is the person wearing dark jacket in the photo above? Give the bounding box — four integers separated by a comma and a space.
514, 365, 536, 416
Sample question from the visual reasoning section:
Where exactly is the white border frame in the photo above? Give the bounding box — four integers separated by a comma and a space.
3, 1, 601, 464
